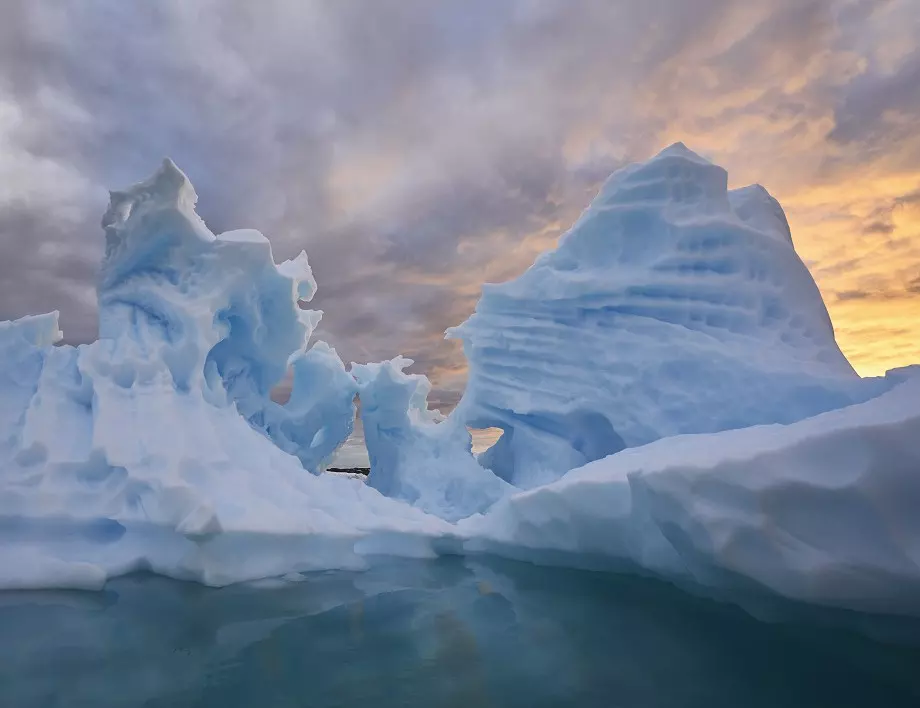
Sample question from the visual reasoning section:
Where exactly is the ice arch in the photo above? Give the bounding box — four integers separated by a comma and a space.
472, 410, 626, 489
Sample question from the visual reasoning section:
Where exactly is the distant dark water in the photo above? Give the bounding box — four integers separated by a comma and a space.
1, 558, 919, 708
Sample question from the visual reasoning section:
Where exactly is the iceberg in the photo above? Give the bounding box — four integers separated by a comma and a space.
1, 146, 918, 620
448, 143, 891, 487
353, 357, 511, 521
0, 160, 451, 590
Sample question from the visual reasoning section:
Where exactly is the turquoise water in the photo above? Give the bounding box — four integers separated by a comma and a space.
1, 558, 919, 707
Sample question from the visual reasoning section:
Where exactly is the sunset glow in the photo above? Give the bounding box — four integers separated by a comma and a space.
1, 0, 917, 397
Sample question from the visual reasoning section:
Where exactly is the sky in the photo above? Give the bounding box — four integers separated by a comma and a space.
1, 0, 918, 407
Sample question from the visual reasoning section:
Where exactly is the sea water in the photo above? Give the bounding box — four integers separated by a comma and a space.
1, 557, 918, 707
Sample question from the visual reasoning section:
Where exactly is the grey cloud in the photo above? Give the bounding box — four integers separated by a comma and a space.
1, 0, 919, 396
895, 190, 920, 208
835, 280, 920, 302
0, 203, 99, 344
859, 187, 920, 237
834, 288, 908, 302
830, 43, 920, 147
863, 220, 895, 235
835, 289, 877, 301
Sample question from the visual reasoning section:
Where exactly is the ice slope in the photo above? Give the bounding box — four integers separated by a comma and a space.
449, 143, 892, 488
0, 161, 452, 590
461, 367, 920, 616
353, 357, 511, 521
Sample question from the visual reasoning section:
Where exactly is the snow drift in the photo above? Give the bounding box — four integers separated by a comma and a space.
1, 146, 918, 620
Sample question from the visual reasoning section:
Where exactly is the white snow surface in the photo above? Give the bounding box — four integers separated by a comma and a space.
1, 147, 919, 619
449, 143, 892, 488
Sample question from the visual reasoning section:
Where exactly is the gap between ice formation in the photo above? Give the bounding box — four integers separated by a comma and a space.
1, 146, 918, 621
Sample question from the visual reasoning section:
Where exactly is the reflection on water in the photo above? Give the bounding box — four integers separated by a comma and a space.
1, 558, 919, 708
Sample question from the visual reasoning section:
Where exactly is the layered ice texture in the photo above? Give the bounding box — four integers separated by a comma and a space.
1, 146, 918, 619
449, 143, 889, 487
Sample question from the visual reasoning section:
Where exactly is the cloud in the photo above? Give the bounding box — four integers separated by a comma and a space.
1, 0, 918, 389
858, 187, 920, 236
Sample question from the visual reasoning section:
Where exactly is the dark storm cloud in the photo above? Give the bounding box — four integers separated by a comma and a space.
1, 0, 919, 389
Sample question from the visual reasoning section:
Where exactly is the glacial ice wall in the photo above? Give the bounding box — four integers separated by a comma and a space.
449, 143, 892, 488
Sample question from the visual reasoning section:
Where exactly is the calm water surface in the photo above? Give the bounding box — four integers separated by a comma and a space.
1, 557, 918, 708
